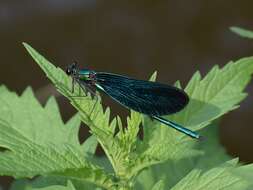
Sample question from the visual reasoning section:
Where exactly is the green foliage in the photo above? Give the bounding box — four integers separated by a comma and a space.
0, 43, 253, 189
30, 181, 76, 190
230, 26, 253, 39
0, 85, 114, 189
170, 159, 249, 190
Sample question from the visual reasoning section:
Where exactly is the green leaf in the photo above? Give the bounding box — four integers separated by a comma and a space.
23, 175, 102, 190
134, 57, 253, 186
10, 179, 31, 190
135, 122, 232, 189
31, 180, 76, 190
172, 58, 253, 131
23, 43, 253, 190
174, 80, 182, 89
171, 159, 250, 190
82, 135, 98, 155
193, 122, 231, 170
0, 86, 115, 189
151, 180, 165, 190
149, 71, 157, 82
150, 57, 253, 155
23, 43, 123, 178
230, 26, 253, 39
23, 43, 159, 184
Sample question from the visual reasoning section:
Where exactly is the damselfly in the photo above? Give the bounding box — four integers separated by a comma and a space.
66, 63, 200, 139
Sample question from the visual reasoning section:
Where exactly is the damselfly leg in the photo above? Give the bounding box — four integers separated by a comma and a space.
69, 79, 99, 118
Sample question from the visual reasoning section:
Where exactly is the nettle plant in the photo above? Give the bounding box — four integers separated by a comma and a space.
1, 28, 253, 190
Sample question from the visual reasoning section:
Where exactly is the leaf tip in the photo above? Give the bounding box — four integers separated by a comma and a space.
22, 42, 29, 49
149, 71, 158, 82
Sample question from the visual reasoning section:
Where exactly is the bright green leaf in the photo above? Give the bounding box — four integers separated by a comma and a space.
171, 159, 250, 190
134, 57, 253, 186
22, 43, 253, 190
149, 57, 253, 157
151, 180, 165, 190
171, 58, 253, 132
230, 26, 253, 39
31, 180, 76, 190
0, 86, 115, 189
23, 43, 125, 179
82, 135, 98, 155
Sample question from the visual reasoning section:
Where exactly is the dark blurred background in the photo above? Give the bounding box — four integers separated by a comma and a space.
1, 0, 253, 189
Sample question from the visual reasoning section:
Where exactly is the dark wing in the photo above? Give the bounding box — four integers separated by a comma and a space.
95, 72, 189, 116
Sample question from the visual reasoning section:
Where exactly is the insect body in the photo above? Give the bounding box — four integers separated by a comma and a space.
66, 63, 200, 139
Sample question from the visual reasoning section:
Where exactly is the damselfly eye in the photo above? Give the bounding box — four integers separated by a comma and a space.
66, 68, 72, 75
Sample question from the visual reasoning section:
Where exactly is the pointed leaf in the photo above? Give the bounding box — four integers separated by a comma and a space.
0, 86, 115, 189
171, 160, 250, 190
230, 26, 253, 39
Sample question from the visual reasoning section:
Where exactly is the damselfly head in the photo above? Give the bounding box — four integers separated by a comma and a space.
66, 62, 78, 76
